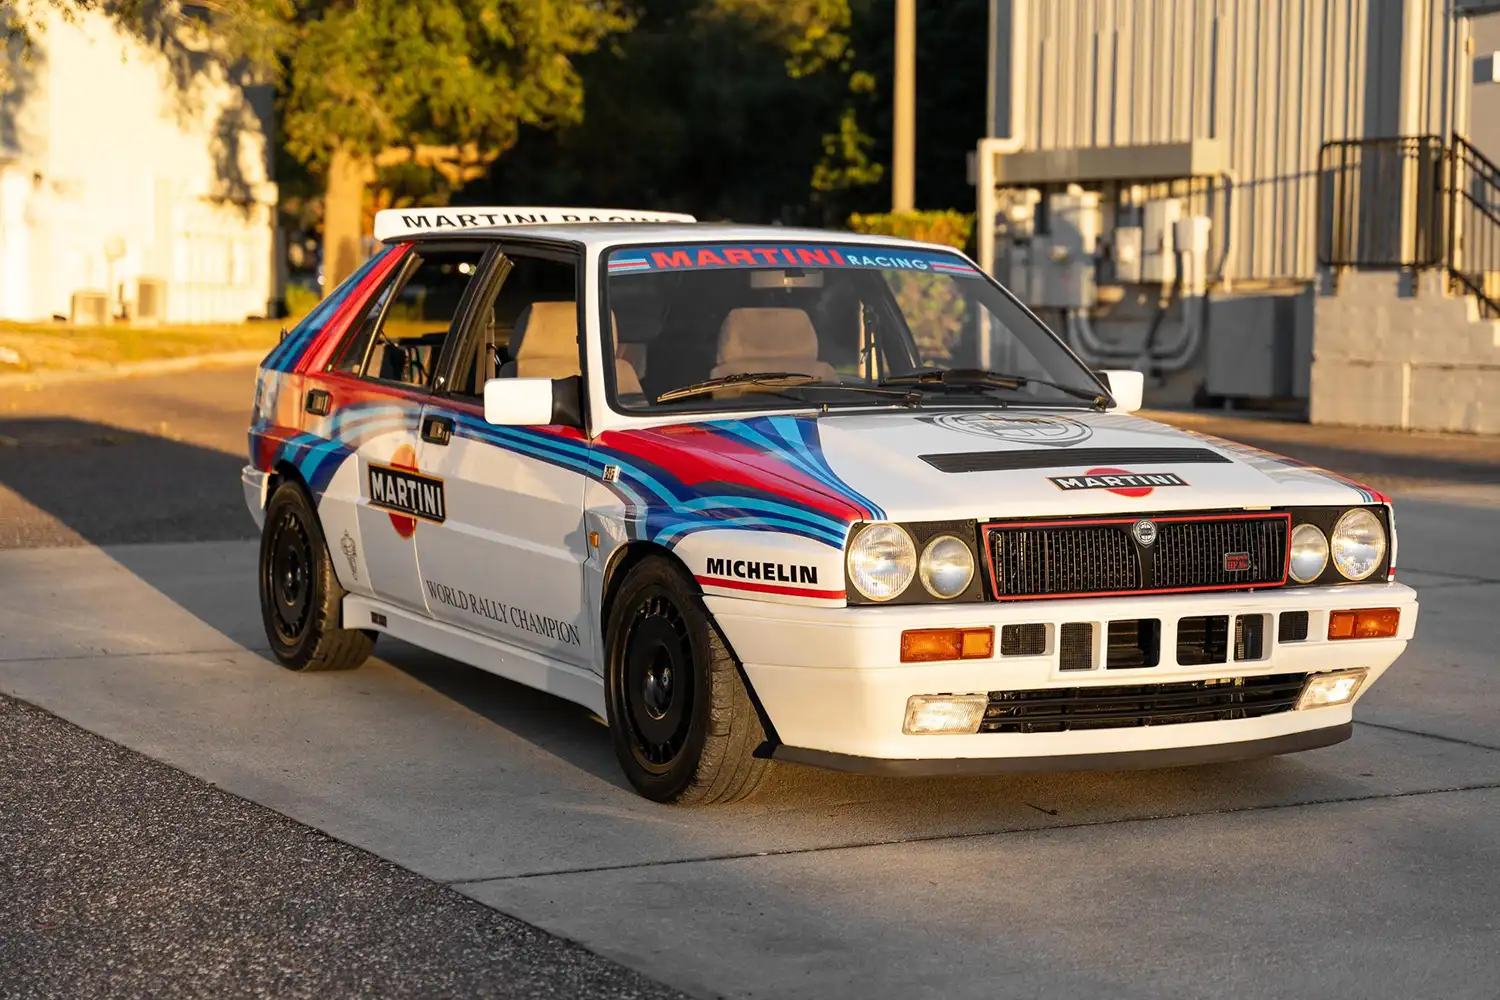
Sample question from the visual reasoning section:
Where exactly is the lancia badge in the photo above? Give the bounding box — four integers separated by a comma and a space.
1132, 519, 1158, 546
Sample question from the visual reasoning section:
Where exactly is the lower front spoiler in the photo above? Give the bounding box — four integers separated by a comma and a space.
771, 721, 1352, 777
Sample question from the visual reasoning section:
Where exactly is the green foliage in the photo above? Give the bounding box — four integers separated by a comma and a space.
847, 210, 975, 251
850, 206, 978, 362
704, 0, 851, 77
283, 282, 319, 319
282, 0, 633, 168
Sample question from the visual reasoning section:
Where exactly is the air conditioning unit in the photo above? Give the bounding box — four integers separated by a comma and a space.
69, 290, 109, 326
133, 277, 168, 324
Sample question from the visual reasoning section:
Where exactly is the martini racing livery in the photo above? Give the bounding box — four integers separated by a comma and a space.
244, 206, 1418, 803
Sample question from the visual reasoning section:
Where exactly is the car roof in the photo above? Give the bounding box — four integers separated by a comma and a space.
403, 222, 967, 256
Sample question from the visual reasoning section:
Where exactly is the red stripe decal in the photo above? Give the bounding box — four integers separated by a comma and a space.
696, 575, 844, 600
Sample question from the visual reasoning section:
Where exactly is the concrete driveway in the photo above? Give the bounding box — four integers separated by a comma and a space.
2, 367, 1497, 998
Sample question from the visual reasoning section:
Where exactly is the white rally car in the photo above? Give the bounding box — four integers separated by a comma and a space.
244, 206, 1418, 802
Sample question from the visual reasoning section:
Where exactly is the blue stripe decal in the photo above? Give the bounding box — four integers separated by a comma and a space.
264, 248, 397, 373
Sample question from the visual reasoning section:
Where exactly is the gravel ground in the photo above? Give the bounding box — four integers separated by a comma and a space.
0, 695, 689, 1000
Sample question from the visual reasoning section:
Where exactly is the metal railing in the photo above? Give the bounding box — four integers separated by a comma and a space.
1318, 134, 1500, 320
1447, 135, 1500, 319
1318, 136, 1447, 270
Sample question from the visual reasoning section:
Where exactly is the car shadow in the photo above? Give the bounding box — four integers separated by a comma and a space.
0, 414, 633, 783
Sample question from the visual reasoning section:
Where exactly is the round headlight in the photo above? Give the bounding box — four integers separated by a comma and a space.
1288, 523, 1329, 583
919, 535, 975, 598
1331, 509, 1387, 581
847, 523, 916, 601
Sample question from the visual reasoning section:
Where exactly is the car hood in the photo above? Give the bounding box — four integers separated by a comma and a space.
813, 409, 1382, 522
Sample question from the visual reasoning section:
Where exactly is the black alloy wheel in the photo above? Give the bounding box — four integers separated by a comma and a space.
265, 508, 314, 645
257, 480, 374, 672
620, 590, 696, 771
604, 557, 769, 804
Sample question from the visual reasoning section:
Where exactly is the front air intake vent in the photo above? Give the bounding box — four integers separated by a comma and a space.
921, 446, 1232, 474
1001, 623, 1047, 656
1059, 622, 1094, 671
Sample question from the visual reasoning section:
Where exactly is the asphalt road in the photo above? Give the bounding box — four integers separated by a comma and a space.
2, 365, 1498, 999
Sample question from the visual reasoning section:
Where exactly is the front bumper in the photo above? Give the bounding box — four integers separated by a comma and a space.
708, 582, 1418, 768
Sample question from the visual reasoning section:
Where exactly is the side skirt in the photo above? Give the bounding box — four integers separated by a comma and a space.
344, 595, 607, 718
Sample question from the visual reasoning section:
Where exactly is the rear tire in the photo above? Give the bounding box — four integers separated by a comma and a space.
604, 557, 769, 804
258, 480, 374, 672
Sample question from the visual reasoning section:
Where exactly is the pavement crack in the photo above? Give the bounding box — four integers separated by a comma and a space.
1353, 719, 1500, 753
446, 779, 1500, 887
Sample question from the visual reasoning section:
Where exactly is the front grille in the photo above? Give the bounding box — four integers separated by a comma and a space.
990, 524, 1140, 596
1153, 519, 1288, 589
978, 673, 1307, 733
985, 513, 1289, 600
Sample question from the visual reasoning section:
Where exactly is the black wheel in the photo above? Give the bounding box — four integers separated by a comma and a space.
258, 480, 374, 672
604, 557, 769, 804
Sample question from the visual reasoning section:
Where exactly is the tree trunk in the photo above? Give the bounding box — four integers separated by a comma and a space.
322, 147, 371, 294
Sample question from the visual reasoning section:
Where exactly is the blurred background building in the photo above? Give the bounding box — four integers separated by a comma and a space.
0, 5, 278, 325
977, 0, 1500, 433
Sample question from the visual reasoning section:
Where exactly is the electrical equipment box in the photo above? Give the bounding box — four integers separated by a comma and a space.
1142, 198, 1181, 285
1112, 226, 1143, 284
1035, 188, 1100, 309
1174, 214, 1214, 296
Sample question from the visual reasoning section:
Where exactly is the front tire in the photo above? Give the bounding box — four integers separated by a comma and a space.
604, 557, 769, 804
258, 480, 374, 672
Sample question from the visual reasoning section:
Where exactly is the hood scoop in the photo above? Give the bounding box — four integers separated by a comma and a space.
919, 446, 1233, 474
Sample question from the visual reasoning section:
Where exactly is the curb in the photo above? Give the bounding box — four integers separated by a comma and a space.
0, 349, 268, 390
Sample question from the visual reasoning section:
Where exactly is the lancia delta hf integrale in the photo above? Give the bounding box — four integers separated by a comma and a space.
244, 207, 1418, 802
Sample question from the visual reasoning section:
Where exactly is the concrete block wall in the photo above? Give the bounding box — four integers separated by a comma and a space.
1310, 270, 1500, 434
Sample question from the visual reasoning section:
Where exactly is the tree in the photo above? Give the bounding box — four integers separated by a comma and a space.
281, 0, 632, 288
476, 0, 867, 226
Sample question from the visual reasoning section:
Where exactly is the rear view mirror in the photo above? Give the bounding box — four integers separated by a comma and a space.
482, 376, 583, 427
1096, 369, 1144, 413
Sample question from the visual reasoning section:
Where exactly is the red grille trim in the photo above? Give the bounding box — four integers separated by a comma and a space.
980, 512, 1293, 601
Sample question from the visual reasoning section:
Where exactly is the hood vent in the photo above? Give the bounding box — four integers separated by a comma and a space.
920, 446, 1232, 474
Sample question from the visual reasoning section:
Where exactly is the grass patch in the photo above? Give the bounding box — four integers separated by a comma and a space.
0, 318, 295, 374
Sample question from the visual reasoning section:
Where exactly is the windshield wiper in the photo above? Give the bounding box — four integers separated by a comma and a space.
880, 368, 1110, 408
656, 372, 821, 403
656, 372, 922, 406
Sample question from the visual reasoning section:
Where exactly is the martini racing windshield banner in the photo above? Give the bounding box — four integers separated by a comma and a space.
607, 244, 981, 277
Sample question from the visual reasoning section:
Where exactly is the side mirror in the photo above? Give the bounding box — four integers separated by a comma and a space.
482, 376, 582, 427
1096, 369, 1144, 413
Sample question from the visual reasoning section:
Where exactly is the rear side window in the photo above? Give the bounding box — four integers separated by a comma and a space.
331, 248, 485, 388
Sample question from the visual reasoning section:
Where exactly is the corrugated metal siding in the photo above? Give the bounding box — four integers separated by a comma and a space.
996, 0, 1470, 281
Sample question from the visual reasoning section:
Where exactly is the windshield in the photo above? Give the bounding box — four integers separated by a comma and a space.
600, 241, 1105, 413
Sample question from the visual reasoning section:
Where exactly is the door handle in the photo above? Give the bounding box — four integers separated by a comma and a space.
421, 414, 454, 446
305, 389, 332, 416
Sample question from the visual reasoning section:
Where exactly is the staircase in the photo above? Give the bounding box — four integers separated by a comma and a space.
1312, 135, 1500, 434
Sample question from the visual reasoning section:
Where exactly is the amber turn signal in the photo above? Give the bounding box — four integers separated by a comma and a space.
900, 627, 995, 663
1327, 608, 1400, 640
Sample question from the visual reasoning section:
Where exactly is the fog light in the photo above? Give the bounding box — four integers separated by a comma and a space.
1296, 669, 1369, 710
1328, 608, 1400, 640
903, 694, 988, 735
900, 627, 995, 663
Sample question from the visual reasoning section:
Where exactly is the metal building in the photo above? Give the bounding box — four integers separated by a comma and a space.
976, 0, 1500, 431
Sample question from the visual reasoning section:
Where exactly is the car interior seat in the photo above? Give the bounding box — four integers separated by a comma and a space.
498, 301, 643, 395
710, 307, 837, 382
